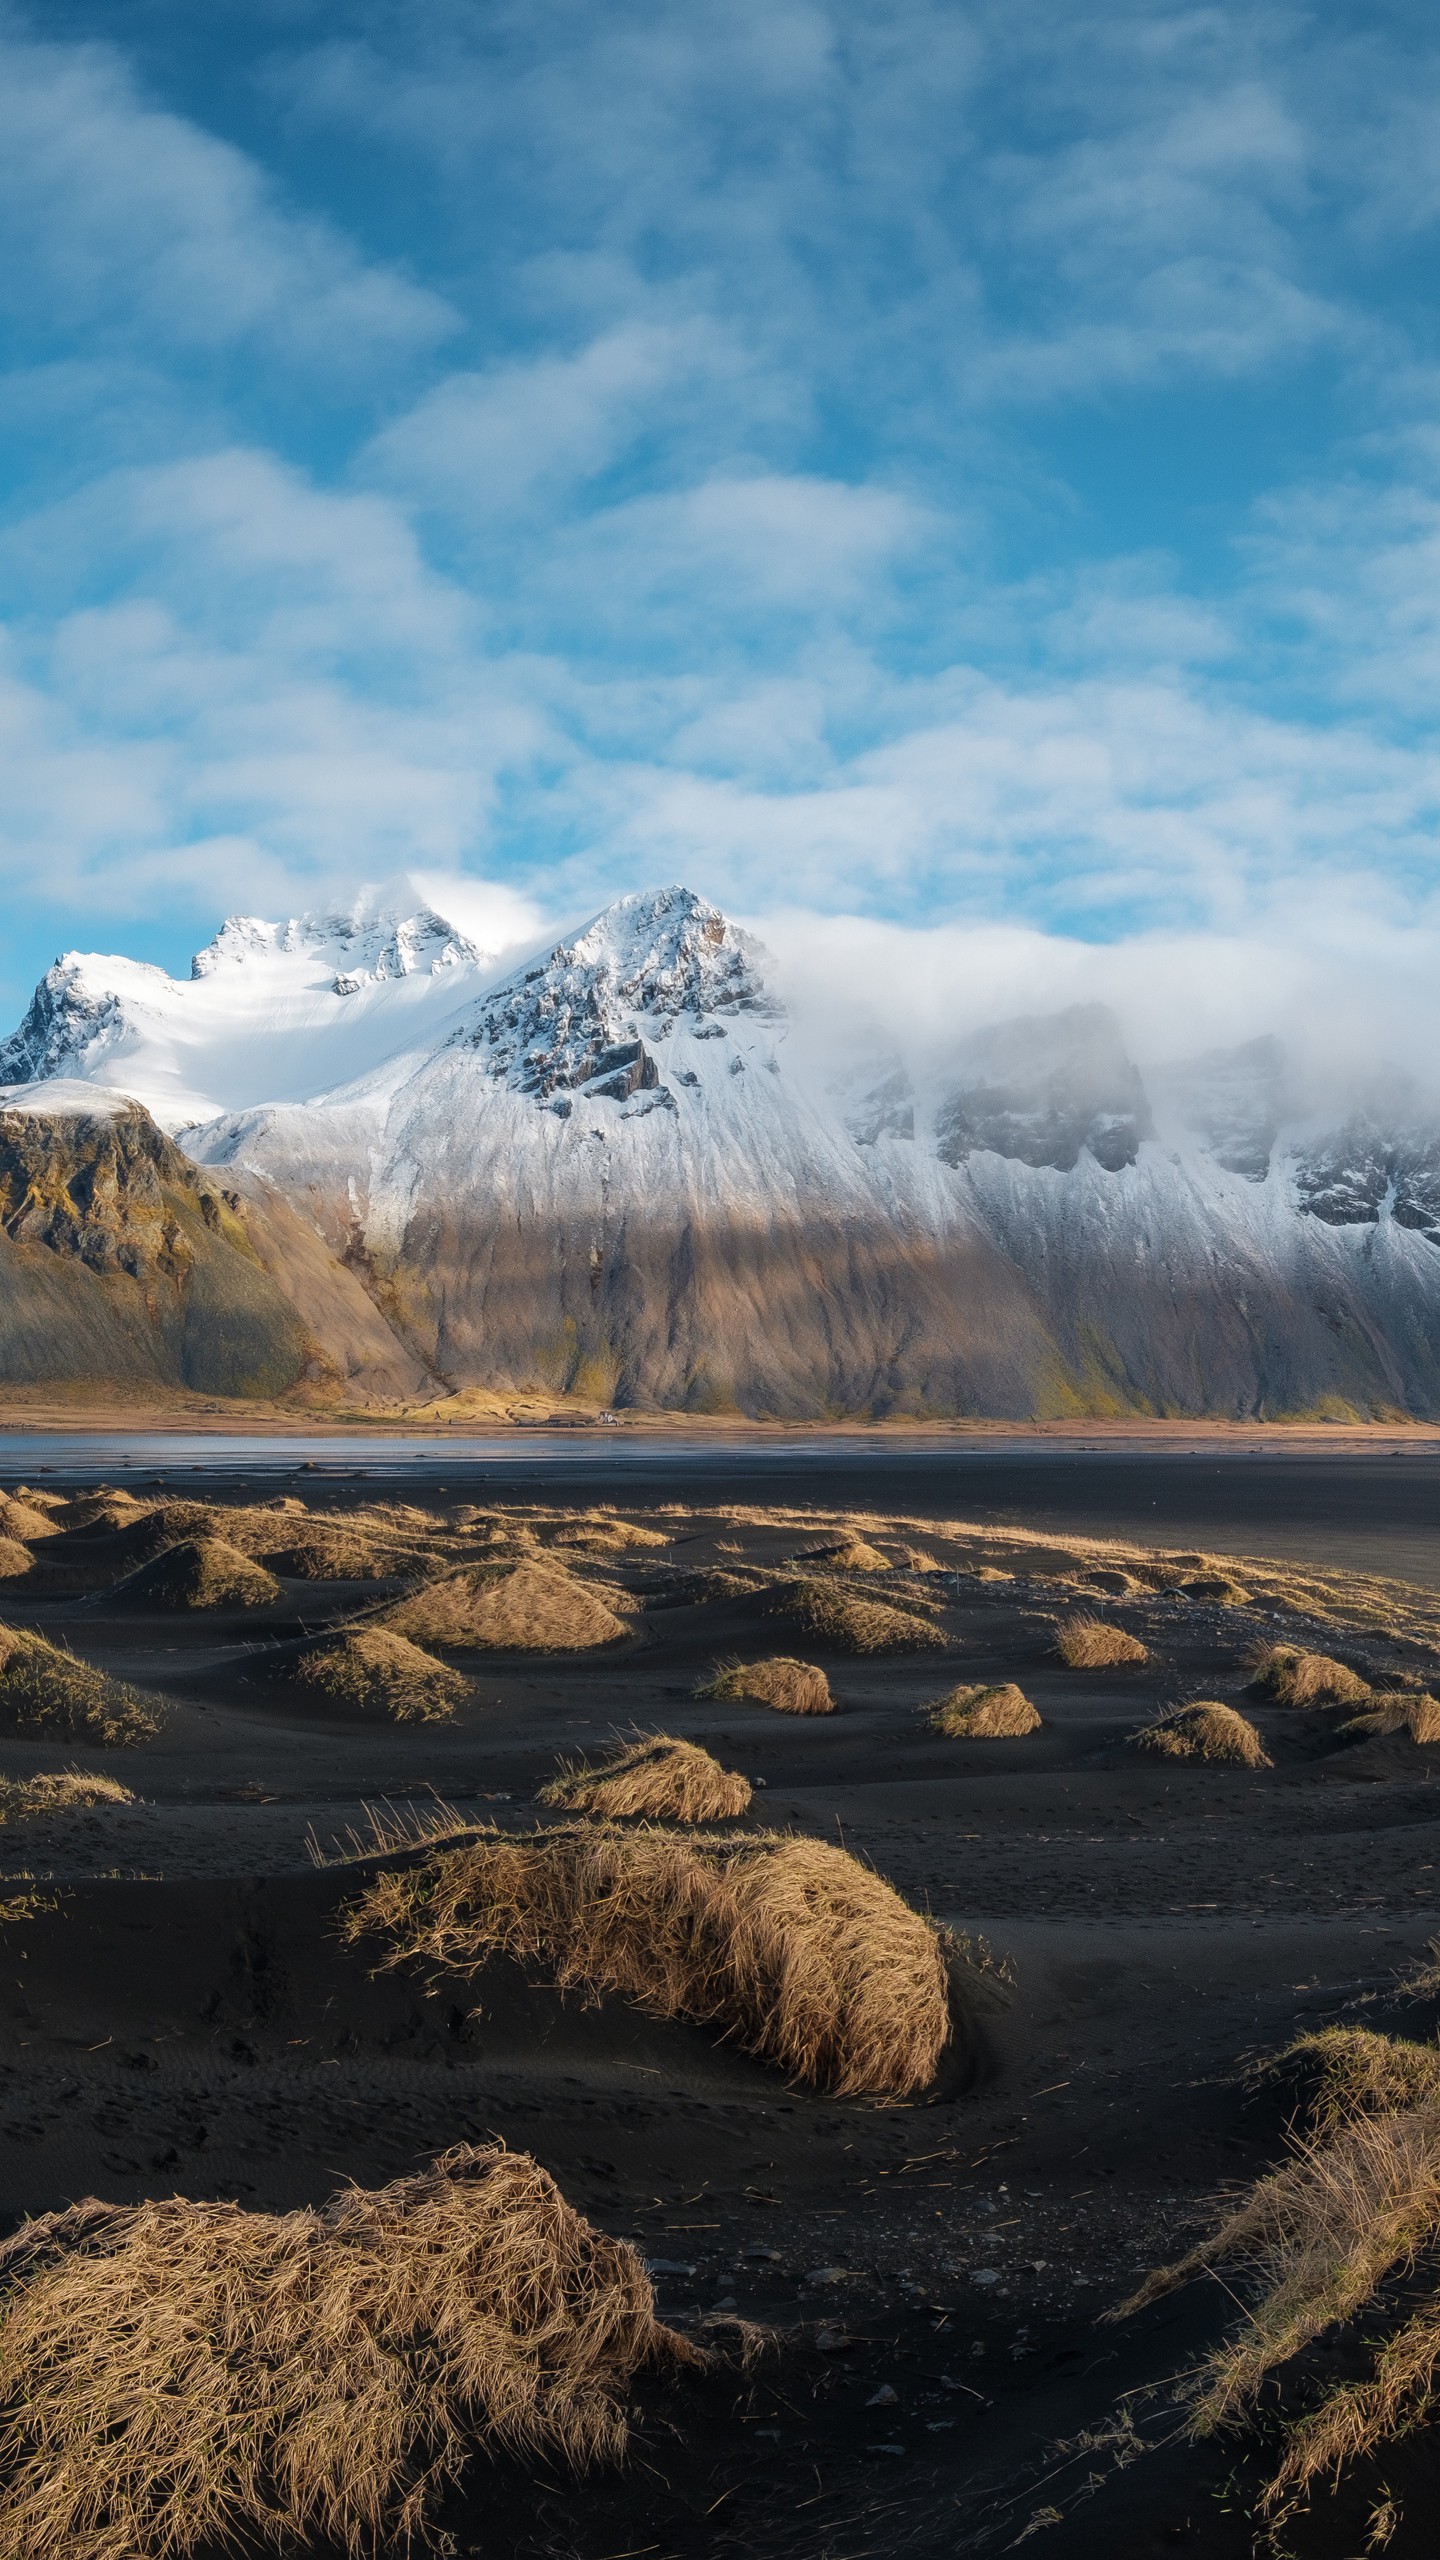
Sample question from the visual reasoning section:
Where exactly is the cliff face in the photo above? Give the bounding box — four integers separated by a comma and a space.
0, 1092, 426, 1403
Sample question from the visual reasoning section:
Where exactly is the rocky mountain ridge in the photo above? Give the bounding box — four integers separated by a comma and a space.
4, 885, 1440, 1419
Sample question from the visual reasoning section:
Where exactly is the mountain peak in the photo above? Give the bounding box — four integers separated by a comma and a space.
191, 896, 484, 991
456, 885, 779, 1101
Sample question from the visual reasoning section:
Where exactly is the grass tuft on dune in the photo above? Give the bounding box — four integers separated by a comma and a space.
541, 1734, 751, 1822
0, 1770, 135, 1817
1054, 1613, 1149, 1667
549, 1517, 670, 1554
698, 1657, 835, 1715
0, 1631, 156, 1745
1256, 2026, 1440, 2135
110, 1538, 281, 1613
0, 1500, 58, 1544
387, 1558, 628, 1653
927, 1683, 1040, 1738
285, 1629, 466, 1725
0, 2143, 693, 2560
1247, 1643, 1370, 1707
344, 1825, 952, 2098
1342, 1692, 1440, 1744
1132, 1701, 1271, 1766
764, 1577, 946, 1656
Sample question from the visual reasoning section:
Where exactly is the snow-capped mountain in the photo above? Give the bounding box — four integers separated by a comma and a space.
6, 880, 1440, 1418
0, 890, 513, 1128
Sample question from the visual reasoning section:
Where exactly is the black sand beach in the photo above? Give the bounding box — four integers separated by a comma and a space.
0, 1442, 1436, 2556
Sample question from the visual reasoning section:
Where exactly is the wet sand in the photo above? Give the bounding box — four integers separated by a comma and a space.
0, 1460, 1435, 2555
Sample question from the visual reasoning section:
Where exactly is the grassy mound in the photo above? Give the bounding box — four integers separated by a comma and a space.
0, 1539, 32, 1582
764, 1577, 946, 1656
0, 1770, 136, 1817
0, 1499, 59, 1543
287, 1629, 466, 1724
1054, 1613, 1149, 1667
110, 1538, 282, 1612
248, 1522, 397, 1580
804, 1538, 891, 1573
1132, 1701, 1271, 1766
1257, 2026, 1440, 2135
388, 1559, 628, 1653
928, 1682, 1040, 1738
346, 1826, 953, 2098
698, 1657, 835, 1715
0, 1631, 157, 1745
0, 2143, 691, 2560
1115, 2066, 1440, 2521
53, 1490, 148, 1532
1181, 1573, 1251, 1603
549, 1518, 670, 1554
1247, 1643, 1369, 1707
1342, 1692, 1440, 1744
541, 1735, 751, 1822
893, 1544, 942, 1573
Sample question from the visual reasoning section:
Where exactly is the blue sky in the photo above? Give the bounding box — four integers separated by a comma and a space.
2, 0, 1440, 1022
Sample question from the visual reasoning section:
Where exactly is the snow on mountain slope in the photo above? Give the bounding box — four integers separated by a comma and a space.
8, 880, 1440, 1417
0, 890, 520, 1128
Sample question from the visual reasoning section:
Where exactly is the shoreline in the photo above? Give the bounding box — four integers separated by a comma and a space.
0, 1389, 1438, 1454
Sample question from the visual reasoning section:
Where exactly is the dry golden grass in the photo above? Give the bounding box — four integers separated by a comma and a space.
1257, 2027, 1440, 2134
1117, 2094, 1440, 2517
1180, 1573, 1251, 1603
0, 1630, 156, 1745
1054, 1613, 1150, 1667
0, 2141, 693, 2560
345, 1824, 952, 2098
1132, 1701, 1271, 1767
287, 1630, 466, 1725
1247, 1643, 1370, 1707
112, 1537, 281, 1612
764, 1576, 946, 1656
53, 1490, 147, 1532
249, 1522, 395, 1580
698, 1656, 835, 1715
540, 1734, 752, 1822
10, 1488, 63, 1515
1343, 1692, 1440, 1744
0, 1770, 135, 1818
0, 1499, 58, 1543
804, 1538, 891, 1573
894, 1544, 943, 1573
927, 1682, 1040, 1738
549, 1518, 670, 1554
0, 1541, 31, 1582
388, 1559, 628, 1653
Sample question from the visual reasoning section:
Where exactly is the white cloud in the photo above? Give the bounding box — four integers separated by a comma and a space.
0, 31, 456, 377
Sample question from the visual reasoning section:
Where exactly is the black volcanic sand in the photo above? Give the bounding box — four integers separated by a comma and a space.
0, 1471, 1439, 2555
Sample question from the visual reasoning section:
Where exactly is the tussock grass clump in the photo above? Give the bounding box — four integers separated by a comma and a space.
53, 1490, 147, 1532
1247, 1643, 1370, 1707
0, 1770, 136, 1818
928, 1683, 1040, 1738
765, 1577, 946, 1656
0, 1540, 32, 1582
110, 1538, 281, 1613
1132, 1701, 1271, 1767
1257, 2027, 1440, 2135
0, 1630, 157, 1745
1054, 1613, 1149, 1668
803, 1538, 891, 1573
0, 1499, 58, 1543
288, 1630, 465, 1725
1343, 1692, 1440, 1744
698, 1656, 835, 1715
345, 1826, 952, 2098
1181, 1574, 1251, 1604
0, 2142, 691, 2560
549, 1518, 670, 1554
388, 1559, 628, 1653
1115, 2092, 1440, 2519
894, 1544, 942, 1573
540, 1734, 752, 1823
250, 1524, 394, 1581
